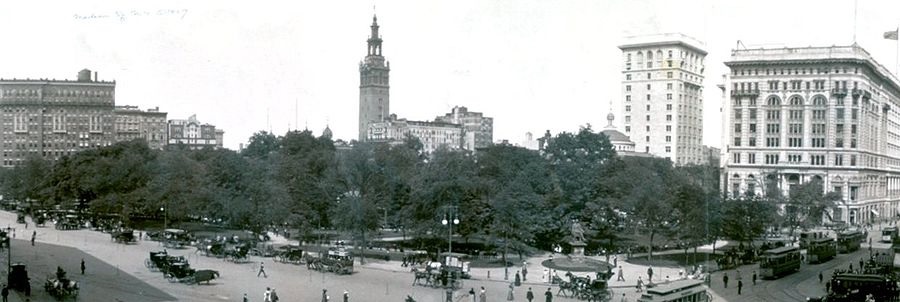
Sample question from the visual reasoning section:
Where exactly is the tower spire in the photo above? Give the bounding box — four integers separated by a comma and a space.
368, 14, 383, 56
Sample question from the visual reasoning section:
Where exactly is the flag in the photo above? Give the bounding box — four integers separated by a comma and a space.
885, 29, 899, 40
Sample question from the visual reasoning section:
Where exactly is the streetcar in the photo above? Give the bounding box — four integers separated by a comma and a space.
806, 237, 837, 264
881, 226, 898, 243
759, 245, 800, 279
637, 279, 710, 302
800, 230, 828, 249
836, 229, 864, 253
824, 273, 900, 302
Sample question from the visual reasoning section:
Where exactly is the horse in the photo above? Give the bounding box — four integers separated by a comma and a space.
193, 269, 219, 284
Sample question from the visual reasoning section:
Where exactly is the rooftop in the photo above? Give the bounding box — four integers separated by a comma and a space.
618, 33, 707, 55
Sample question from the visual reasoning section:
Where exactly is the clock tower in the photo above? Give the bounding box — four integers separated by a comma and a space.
358, 15, 390, 141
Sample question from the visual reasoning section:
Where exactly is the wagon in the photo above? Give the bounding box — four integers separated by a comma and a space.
8, 263, 31, 295
308, 248, 354, 274
44, 277, 78, 300
112, 229, 136, 244
274, 246, 305, 264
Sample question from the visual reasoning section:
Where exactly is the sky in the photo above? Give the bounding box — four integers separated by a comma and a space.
2, 0, 900, 150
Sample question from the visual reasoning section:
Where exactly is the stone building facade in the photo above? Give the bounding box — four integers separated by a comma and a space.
358, 15, 390, 142
0, 69, 116, 166
435, 106, 493, 151
721, 44, 900, 225
619, 33, 707, 165
367, 114, 462, 154
167, 114, 223, 149
114, 105, 168, 150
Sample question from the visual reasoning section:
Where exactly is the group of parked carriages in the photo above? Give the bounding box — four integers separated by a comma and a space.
145, 250, 219, 284
307, 248, 354, 274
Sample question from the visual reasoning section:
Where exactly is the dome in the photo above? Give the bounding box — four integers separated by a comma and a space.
607, 112, 615, 122
601, 129, 632, 143
322, 125, 333, 139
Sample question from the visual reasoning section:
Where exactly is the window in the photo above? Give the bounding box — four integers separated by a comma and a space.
789, 110, 803, 120
646, 105, 651, 111
667, 83, 673, 90
852, 109, 858, 119
667, 94, 672, 100
765, 154, 780, 164
647, 73, 651, 79
625, 105, 631, 112
749, 109, 757, 119
626, 95, 631, 102
836, 124, 844, 134
734, 109, 742, 119
748, 153, 756, 164
625, 116, 631, 122
626, 74, 632, 80
667, 104, 672, 110
646, 94, 651, 100
851, 124, 857, 134
835, 154, 843, 166
665, 146, 671, 153
666, 135, 672, 142
646, 126, 650, 131
811, 155, 825, 165
733, 137, 741, 146
789, 123, 802, 134
749, 123, 757, 133
626, 85, 631, 92
835, 138, 844, 148
766, 137, 780, 147
851, 138, 857, 148
850, 155, 857, 166
788, 137, 802, 147
666, 115, 672, 121
766, 110, 781, 120
667, 72, 673, 78
666, 125, 671, 132
646, 84, 651, 90
836, 108, 845, 119
812, 124, 826, 134
733, 153, 741, 164
625, 126, 631, 132
749, 137, 756, 146
766, 123, 780, 134
645, 136, 650, 142
787, 154, 802, 163
646, 115, 650, 121
734, 123, 742, 133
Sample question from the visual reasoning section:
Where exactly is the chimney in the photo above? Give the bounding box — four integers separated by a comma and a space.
94, 71, 98, 82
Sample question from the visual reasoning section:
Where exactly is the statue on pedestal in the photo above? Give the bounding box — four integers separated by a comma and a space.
571, 220, 585, 243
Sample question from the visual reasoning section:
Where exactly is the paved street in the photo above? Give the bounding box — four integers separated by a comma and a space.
1, 208, 891, 302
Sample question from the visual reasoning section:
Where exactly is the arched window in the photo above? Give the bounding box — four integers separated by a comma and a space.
627, 53, 631, 62
789, 95, 804, 106
812, 95, 827, 106
656, 50, 663, 61
668, 50, 673, 58
767, 96, 781, 106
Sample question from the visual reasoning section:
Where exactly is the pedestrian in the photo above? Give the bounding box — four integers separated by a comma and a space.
81, 258, 85, 275
322, 289, 329, 302
647, 266, 653, 282
543, 268, 549, 283
723, 272, 729, 288
752, 271, 757, 286
257, 261, 267, 278
515, 271, 521, 286
342, 290, 348, 302
636, 276, 643, 292
507, 282, 514, 301
139, 231, 143, 241
264, 287, 272, 302
469, 288, 476, 302
619, 293, 628, 302
737, 280, 743, 295
31, 230, 35, 246
526, 287, 534, 302
617, 266, 625, 281
544, 287, 553, 302
859, 258, 864, 271
480, 286, 487, 302
613, 255, 618, 267
271, 288, 279, 302
825, 279, 831, 293
818, 271, 823, 283
522, 263, 528, 281
1, 284, 7, 302
242, 293, 248, 302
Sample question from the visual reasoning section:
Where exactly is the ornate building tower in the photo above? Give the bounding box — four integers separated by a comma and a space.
359, 15, 390, 141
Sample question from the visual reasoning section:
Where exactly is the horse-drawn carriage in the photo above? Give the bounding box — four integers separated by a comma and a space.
8, 263, 31, 296
145, 250, 187, 273
45, 267, 78, 300
55, 215, 82, 230
307, 248, 354, 274
16, 213, 26, 224
162, 229, 193, 249
274, 245, 306, 265
112, 229, 136, 244
556, 272, 614, 301
145, 250, 219, 284
411, 261, 464, 290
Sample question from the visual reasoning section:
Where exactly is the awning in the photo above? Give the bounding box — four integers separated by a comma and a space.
872, 209, 880, 216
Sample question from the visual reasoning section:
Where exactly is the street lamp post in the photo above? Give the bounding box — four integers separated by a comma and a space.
441, 206, 460, 266
161, 206, 167, 230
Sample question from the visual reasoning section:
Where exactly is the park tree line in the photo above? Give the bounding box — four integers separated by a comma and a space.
0, 125, 837, 256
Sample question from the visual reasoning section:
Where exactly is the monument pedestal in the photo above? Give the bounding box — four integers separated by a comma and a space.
570, 241, 586, 260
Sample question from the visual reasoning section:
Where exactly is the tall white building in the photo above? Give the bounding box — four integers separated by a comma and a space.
619, 34, 707, 165
721, 44, 900, 225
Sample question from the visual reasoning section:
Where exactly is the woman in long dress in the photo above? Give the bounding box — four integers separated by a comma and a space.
507, 282, 515, 300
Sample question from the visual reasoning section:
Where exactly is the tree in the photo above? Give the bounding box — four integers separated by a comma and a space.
785, 179, 840, 234
721, 194, 777, 246
242, 131, 280, 159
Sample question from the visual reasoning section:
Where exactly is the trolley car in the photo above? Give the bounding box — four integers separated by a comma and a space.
836, 229, 864, 253
759, 245, 800, 279
881, 226, 898, 243
637, 279, 710, 302
806, 237, 836, 264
